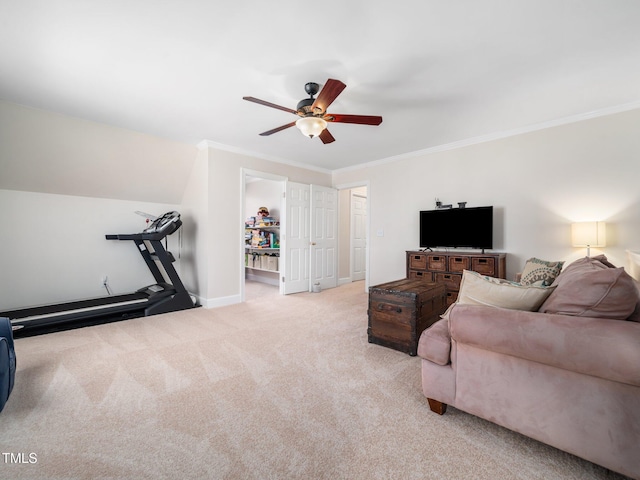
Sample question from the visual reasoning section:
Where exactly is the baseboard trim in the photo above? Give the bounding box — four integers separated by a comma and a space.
198, 293, 242, 309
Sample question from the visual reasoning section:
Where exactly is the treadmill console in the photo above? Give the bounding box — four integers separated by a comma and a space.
144, 211, 181, 234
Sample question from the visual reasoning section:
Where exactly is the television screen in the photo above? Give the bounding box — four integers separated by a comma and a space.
420, 206, 493, 250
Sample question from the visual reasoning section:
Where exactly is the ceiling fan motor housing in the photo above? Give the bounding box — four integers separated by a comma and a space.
297, 82, 320, 114
296, 97, 314, 114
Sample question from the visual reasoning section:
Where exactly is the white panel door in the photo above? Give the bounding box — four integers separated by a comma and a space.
283, 182, 310, 294
310, 185, 338, 291
351, 192, 367, 281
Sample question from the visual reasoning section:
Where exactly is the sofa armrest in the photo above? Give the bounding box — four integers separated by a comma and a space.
449, 304, 640, 386
417, 318, 451, 365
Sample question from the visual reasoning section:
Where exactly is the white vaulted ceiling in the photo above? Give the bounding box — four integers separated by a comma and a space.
1, 0, 640, 173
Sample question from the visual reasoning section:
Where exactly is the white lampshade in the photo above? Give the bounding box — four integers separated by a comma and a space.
571, 221, 606, 256
296, 116, 327, 138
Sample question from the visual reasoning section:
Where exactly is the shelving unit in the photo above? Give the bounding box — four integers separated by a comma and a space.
245, 225, 280, 282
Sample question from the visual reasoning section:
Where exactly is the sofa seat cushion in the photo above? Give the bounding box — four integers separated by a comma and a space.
539, 256, 639, 320
418, 318, 451, 365
449, 304, 640, 386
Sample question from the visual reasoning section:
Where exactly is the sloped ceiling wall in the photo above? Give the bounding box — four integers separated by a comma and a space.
0, 101, 197, 203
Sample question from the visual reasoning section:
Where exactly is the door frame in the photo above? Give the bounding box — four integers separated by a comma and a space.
240, 168, 288, 302
335, 180, 371, 292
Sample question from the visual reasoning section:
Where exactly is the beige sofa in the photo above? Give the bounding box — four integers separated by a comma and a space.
418, 256, 640, 479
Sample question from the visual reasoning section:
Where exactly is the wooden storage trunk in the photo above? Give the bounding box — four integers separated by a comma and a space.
367, 279, 446, 356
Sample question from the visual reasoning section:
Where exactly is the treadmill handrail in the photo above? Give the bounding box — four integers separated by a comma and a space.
106, 219, 182, 241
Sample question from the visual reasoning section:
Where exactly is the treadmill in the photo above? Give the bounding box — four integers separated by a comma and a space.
2, 211, 195, 337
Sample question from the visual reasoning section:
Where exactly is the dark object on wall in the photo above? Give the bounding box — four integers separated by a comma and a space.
420, 206, 493, 251
0, 317, 16, 413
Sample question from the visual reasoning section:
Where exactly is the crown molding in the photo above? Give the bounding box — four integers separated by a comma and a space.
332, 100, 640, 175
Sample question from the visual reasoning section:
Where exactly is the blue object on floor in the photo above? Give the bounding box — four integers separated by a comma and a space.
0, 317, 16, 413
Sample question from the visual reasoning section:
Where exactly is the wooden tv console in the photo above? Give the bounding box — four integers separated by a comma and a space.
406, 251, 506, 305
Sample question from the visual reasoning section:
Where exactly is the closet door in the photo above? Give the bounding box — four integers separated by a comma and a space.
310, 185, 338, 291
283, 182, 310, 294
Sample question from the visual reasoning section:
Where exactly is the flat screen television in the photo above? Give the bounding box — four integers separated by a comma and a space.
420, 206, 493, 250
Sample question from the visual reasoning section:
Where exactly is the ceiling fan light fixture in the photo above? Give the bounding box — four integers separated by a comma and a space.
296, 116, 327, 138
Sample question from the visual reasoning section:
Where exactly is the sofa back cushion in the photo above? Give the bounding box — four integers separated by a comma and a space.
457, 270, 555, 311
539, 256, 639, 320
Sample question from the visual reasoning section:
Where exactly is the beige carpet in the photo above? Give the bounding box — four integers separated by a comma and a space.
0, 281, 629, 480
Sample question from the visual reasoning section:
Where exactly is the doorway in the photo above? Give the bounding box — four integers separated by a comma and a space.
337, 183, 369, 291
350, 188, 367, 282
241, 170, 339, 301
242, 171, 285, 302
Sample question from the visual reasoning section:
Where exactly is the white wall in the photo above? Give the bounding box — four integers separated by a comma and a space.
179, 145, 210, 303
0, 189, 179, 310
333, 108, 640, 285
0, 101, 197, 204
245, 179, 282, 220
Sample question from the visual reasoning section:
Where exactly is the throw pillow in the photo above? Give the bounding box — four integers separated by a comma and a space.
455, 270, 556, 311
520, 257, 564, 286
539, 256, 639, 320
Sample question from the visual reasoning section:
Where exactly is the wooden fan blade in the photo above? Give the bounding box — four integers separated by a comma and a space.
325, 114, 383, 125
243, 96, 298, 115
259, 121, 297, 136
311, 79, 346, 114
319, 128, 335, 144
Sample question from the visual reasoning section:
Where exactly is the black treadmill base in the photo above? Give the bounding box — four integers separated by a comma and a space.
12, 310, 147, 338
12, 304, 200, 338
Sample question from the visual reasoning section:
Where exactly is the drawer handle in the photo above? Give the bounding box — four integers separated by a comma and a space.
478, 259, 488, 264
378, 303, 402, 313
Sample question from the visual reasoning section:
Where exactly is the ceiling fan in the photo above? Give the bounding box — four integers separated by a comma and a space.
243, 79, 383, 144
